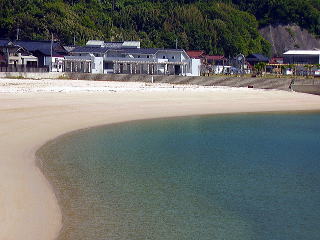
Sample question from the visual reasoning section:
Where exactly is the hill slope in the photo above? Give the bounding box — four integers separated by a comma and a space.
259, 24, 320, 56
0, 0, 319, 56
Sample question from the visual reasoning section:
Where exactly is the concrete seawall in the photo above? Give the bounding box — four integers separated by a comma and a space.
0, 72, 307, 91
64, 73, 295, 91
292, 79, 320, 95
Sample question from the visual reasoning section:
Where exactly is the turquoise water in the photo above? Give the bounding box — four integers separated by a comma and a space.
37, 113, 320, 240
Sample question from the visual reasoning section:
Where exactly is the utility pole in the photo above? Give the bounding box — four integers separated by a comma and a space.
16, 28, 20, 41
50, 33, 53, 72
175, 38, 178, 49
73, 35, 76, 46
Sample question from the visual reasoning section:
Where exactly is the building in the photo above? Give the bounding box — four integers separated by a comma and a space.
283, 50, 320, 65
14, 40, 68, 72
203, 55, 228, 74
246, 54, 269, 66
269, 57, 284, 64
0, 39, 38, 67
186, 50, 205, 61
66, 41, 201, 76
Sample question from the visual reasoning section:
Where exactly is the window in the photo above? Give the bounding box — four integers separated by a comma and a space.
163, 56, 166, 59
138, 55, 140, 58
147, 55, 150, 58
104, 62, 114, 69
172, 56, 175, 59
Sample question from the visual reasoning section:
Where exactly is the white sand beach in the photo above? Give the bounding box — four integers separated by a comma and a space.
1, 78, 320, 240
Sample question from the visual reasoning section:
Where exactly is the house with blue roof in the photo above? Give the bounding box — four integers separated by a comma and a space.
0, 39, 38, 68
246, 54, 269, 66
14, 40, 68, 72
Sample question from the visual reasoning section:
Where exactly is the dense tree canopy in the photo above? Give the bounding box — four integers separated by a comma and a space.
0, 0, 319, 56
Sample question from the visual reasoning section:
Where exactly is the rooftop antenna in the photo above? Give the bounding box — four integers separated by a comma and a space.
16, 28, 20, 41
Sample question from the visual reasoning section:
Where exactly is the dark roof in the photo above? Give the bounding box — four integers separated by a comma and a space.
0, 39, 12, 47
14, 40, 67, 56
246, 53, 269, 62
117, 48, 185, 55
71, 46, 109, 54
157, 49, 185, 52
63, 45, 77, 53
117, 48, 159, 55
72, 47, 185, 55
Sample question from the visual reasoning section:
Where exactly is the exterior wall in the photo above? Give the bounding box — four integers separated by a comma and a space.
213, 65, 225, 74
0, 72, 63, 79
155, 50, 182, 62
186, 59, 201, 76
70, 47, 194, 76
45, 56, 64, 72
8, 53, 37, 66
284, 54, 320, 64
92, 57, 104, 74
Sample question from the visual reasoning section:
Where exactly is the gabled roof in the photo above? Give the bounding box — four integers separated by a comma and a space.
72, 47, 187, 56
14, 40, 67, 56
0, 39, 13, 47
186, 50, 205, 59
71, 46, 109, 54
110, 48, 159, 55
63, 45, 77, 53
246, 53, 269, 62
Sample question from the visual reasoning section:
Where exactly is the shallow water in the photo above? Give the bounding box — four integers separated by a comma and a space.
38, 113, 320, 240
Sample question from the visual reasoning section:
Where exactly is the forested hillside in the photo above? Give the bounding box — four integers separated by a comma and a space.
0, 0, 319, 56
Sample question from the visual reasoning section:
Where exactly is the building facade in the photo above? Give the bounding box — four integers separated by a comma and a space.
283, 50, 320, 65
66, 41, 201, 76
14, 40, 68, 72
0, 39, 38, 67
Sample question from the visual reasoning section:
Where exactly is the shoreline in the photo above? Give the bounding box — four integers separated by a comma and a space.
2, 79, 320, 240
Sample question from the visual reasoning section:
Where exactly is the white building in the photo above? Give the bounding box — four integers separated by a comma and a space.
283, 50, 320, 65
65, 41, 201, 76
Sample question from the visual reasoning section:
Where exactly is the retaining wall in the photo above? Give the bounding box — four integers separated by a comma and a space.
64, 73, 294, 91
0, 72, 64, 79
0, 72, 300, 91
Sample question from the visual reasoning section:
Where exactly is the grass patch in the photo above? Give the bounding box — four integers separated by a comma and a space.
57, 75, 71, 80
5, 75, 25, 79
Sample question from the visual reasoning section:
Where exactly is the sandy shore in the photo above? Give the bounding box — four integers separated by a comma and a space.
1, 78, 320, 240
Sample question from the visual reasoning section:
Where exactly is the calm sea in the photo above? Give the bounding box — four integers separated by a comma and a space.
37, 113, 320, 240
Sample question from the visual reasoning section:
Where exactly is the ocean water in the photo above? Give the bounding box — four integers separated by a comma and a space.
37, 113, 320, 240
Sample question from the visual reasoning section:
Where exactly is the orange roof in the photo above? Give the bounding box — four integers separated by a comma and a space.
186, 50, 205, 59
